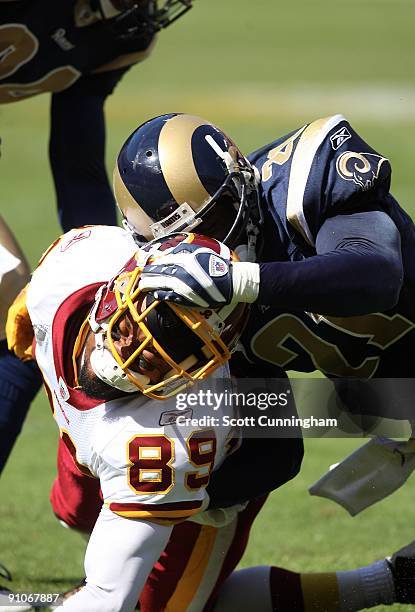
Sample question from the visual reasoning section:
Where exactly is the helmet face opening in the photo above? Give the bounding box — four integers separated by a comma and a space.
149, 0, 193, 30
194, 172, 256, 249
89, 234, 249, 400
196, 194, 240, 242
112, 1, 192, 36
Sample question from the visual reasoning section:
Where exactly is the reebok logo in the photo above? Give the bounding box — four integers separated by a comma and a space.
60, 229, 91, 252
159, 408, 193, 425
330, 126, 352, 151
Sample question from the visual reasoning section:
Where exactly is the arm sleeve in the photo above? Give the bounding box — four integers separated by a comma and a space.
258, 211, 403, 316
207, 436, 304, 508
56, 506, 172, 612
208, 357, 304, 508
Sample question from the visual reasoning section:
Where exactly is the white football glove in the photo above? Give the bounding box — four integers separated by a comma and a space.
139, 244, 260, 308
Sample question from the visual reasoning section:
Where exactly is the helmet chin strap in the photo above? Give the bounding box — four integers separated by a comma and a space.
235, 219, 259, 263
252, 164, 261, 186
89, 332, 150, 394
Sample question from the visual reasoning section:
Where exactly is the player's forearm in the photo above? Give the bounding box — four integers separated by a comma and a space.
258, 211, 403, 316
55, 507, 172, 612
208, 437, 304, 508
258, 253, 400, 316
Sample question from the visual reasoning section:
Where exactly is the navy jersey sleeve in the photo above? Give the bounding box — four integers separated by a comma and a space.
207, 356, 303, 508
290, 116, 392, 243
258, 211, 403, 315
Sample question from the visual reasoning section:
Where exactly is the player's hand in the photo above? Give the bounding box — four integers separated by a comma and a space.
139, 244, 260, 308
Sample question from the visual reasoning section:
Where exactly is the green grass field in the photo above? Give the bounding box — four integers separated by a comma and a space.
1, 0, 415, 609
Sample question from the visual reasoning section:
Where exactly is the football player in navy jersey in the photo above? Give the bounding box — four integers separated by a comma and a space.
113, 112, 414, 411
0, 1, 192, 229
108, 112, 415, 608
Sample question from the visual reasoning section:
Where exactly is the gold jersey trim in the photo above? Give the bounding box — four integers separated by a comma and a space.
286, 114, 345, 245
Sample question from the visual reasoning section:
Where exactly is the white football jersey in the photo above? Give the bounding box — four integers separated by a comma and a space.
27, 225, 235, 523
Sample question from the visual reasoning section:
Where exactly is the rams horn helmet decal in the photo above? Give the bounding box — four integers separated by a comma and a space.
114, 113, 263, 259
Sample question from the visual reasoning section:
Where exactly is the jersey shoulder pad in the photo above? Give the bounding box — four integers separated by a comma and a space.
298, 115, 391, 243
254, 115, 392, 246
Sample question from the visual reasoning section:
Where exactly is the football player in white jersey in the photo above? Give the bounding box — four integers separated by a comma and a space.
7, 224, 415, 612
8, 226, 267, 612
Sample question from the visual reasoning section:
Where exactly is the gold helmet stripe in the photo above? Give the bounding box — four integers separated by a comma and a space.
113, 163, 155, 240
158, 114, 212, 211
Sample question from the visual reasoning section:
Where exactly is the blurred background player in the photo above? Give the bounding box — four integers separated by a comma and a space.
0, 216, 42, 474
0, 1, 192, 229
0, 216, 42, 603
0, 1, 193, 472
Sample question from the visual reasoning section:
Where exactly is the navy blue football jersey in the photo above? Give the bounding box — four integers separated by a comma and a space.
243, 115, 415, 379
0, 0, 155, 103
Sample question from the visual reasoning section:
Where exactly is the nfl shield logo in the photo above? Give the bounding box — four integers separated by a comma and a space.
209, 255, 228, 277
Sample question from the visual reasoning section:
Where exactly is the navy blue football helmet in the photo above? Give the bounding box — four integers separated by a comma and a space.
114, 113, 263, 260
